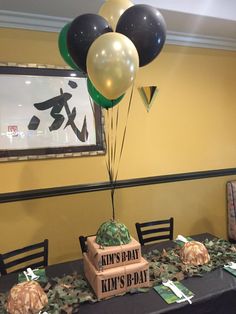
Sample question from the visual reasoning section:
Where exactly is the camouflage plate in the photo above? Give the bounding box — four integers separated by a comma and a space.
18, 268, 47, 283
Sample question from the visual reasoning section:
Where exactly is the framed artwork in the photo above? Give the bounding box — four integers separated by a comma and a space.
0, 64, 105, 162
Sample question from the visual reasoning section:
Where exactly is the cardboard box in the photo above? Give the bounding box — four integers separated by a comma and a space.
87, 236, 141, 271
83, 253, 149, 300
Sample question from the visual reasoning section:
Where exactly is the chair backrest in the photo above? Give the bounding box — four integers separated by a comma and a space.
135, 218, 174, 245
79, 235, 95, 253
79, 236, 88, 253
0, 239, 48, 276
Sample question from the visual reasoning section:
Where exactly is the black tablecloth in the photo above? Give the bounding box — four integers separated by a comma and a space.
1, 233, 236, 314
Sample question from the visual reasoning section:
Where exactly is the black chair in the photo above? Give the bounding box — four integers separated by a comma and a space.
79, 235, 95, 253
135, 218, 174, 245
0, 239, 48, 276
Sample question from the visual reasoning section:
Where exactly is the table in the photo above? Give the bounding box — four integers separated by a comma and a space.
1, 233, 236, 314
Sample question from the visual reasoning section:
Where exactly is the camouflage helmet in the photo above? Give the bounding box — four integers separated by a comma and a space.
7, 281, 48, 314
96, 220, 131, 246
180, 241, 210, 266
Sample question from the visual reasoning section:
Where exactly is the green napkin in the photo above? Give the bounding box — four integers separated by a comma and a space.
154, 281, 194, 304
223, 266, 236, 277
18, 268, 47, 283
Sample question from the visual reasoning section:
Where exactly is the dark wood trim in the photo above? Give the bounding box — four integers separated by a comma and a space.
1, 168, 236, 203
0, 66, 85, 78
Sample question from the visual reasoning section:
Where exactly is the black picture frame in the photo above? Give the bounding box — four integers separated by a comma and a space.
0, 64, 105, 162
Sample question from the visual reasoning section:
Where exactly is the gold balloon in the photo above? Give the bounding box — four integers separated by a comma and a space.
87, 32, 139, 100
99, 0, 133, 30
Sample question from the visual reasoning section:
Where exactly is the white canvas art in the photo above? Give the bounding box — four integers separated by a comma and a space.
0, 67, 104, 161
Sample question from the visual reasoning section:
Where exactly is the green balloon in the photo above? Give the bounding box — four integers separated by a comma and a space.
58, 23, 80, 70
87, 78, 124, 109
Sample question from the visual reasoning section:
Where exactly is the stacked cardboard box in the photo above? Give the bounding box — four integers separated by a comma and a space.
83, 236, 149, 299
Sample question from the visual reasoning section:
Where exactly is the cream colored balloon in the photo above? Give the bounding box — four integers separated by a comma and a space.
87, 32, 139, 100
99, 0, 133, 30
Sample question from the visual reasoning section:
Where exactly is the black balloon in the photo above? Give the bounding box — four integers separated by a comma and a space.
67, 14, 113, 73
116, 5, 166, 67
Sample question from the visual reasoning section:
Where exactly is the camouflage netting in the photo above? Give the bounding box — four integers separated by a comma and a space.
146, 238, 236, 285
0, 273, 143, 314
96, 220, 131, 246
1, 238, 236, 313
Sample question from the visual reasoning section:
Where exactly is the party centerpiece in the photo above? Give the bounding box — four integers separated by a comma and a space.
84, 218, 149, 299
86, 220, 142, 269
58, 0, 167, 300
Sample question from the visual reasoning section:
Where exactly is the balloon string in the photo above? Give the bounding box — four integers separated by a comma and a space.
105, 85, 134, 221
114, 83, 134, 184
110, 106, 117, 220
105, 159, 115, 220
106, 109, 112, 183
111, 186, 115, 221
113, 106, 119, 179
110, 107, 114, 182
105, 161, 110, 181
110, 105, 119, 221
90, 98, 116, 219
106, 108, 115, 220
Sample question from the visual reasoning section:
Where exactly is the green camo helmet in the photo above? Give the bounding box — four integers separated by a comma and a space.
96, 220, 131, 246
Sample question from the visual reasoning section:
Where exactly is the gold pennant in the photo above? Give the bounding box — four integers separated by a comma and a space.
138, 86, 159, 112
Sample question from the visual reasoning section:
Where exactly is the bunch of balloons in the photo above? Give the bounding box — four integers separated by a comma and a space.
58, 0, 166, 109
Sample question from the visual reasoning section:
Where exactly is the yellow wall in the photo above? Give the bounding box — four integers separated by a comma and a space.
0, 28, 236, 264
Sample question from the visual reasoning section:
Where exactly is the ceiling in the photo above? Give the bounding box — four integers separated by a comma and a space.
0, 0, 236, 51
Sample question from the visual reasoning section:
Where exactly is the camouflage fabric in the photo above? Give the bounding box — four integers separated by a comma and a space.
1, 238, 236, 313
146, 238, 236, 285
43, 273, 97, 313
0, 293, 8, 314
180, 241, 210, 266
0, 273, 147, 313
7, 281, 48, 314
96, 220, 131, 246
